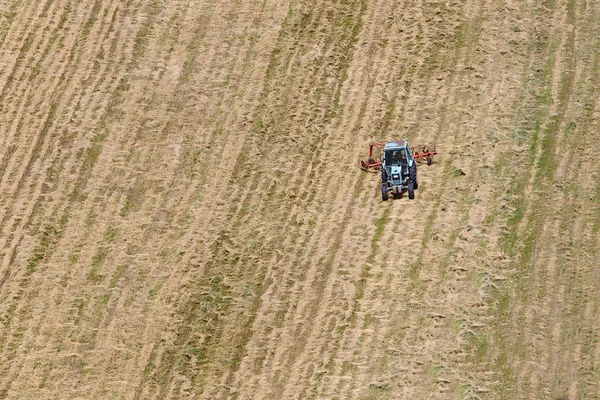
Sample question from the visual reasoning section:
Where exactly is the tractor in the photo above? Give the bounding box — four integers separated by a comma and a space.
360, 140, 437, 201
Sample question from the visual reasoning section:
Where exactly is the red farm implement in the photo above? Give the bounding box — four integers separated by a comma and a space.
360, 141, 437, 172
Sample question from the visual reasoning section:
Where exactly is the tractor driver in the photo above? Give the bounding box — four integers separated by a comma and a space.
399, 149, 407, 162
391, 149, 406, 164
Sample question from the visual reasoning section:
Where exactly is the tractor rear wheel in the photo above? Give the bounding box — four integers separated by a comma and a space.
381, 184, 389, 201
410, 165, 418, 190
408, 180, 415, 199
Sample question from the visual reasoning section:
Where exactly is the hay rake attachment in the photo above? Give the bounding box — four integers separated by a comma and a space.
360, 142, 437, 172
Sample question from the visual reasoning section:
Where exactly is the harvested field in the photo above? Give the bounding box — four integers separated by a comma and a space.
1, 0, 600, 399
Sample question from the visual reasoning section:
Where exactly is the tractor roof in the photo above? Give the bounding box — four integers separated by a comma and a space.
384, 140, 407, 149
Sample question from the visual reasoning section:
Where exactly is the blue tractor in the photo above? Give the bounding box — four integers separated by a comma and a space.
380, 140, 418, 201
360, 140, 437, 201
361, 140, 435, 201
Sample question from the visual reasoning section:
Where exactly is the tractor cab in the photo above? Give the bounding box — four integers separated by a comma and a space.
383, 142, 414, 174
384, 148, 409, 167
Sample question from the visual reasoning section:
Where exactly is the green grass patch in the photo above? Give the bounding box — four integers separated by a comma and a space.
149, 282, 163, 298
371, 207, 390, 248
109, 264, 128, 288
88, 246, 109, 283
26, 252, 45, 274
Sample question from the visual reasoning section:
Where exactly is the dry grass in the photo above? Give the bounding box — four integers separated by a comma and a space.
0, 0, 599, 399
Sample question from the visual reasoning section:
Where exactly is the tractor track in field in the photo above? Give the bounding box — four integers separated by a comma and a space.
1, 0, 600, 399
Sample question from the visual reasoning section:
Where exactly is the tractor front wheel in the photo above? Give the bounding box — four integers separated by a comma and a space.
381, 184, 389, 201
381, 168, 388, 183
408, 180, 415, 199
392, 192, 402, 199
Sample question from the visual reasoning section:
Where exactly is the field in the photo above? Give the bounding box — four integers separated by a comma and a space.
1, 0, 600, 399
